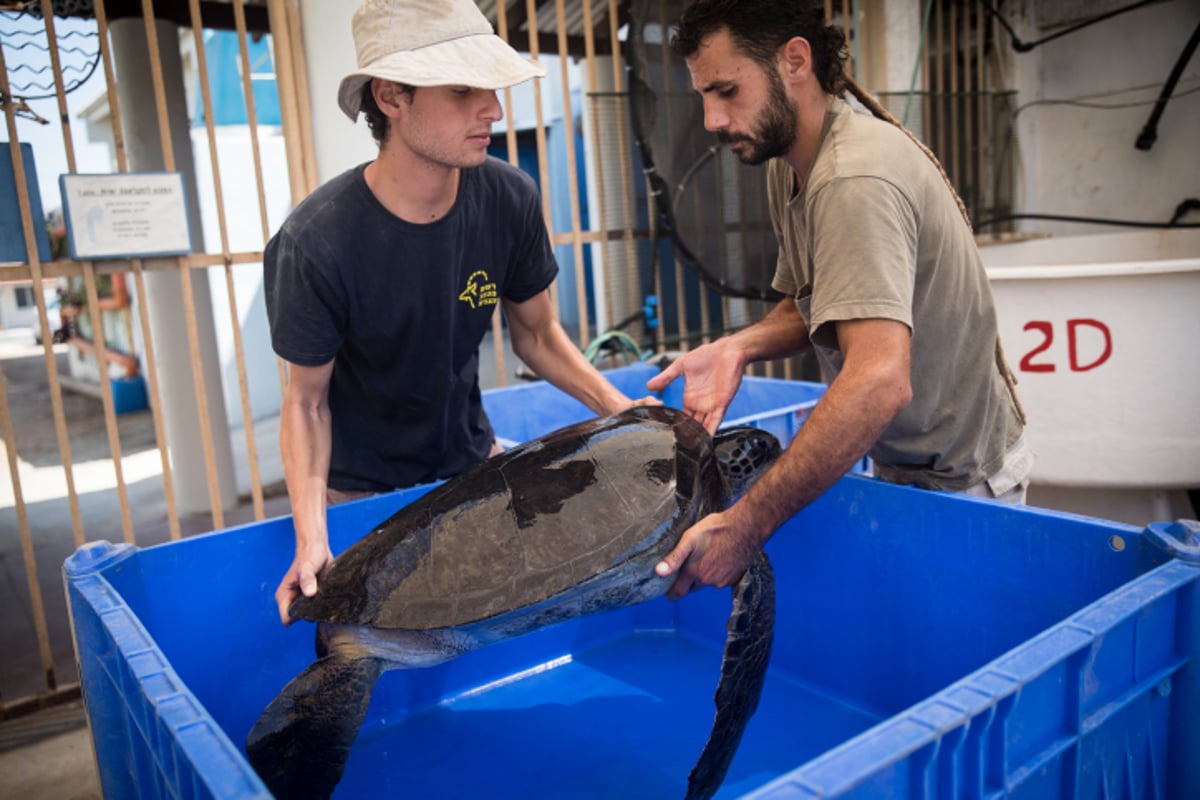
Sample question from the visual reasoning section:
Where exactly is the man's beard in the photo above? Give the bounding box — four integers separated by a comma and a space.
717, 71, 798, 166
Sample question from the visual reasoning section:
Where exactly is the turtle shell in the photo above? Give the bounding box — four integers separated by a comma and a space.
292, 406, 721, 630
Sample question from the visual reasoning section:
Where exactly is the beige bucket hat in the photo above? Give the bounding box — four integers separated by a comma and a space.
337, 0, 548, 121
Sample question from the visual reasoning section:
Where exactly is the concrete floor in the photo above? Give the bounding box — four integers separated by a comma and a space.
0, 325, 523, 797
0, 701, 99, 799
0, 327, 288, 798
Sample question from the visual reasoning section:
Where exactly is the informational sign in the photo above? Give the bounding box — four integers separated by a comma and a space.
59, 172, 192, 259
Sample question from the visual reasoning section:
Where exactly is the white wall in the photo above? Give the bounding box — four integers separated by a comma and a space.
862, 0, 1199, 237
1007, 0, 1200, 236
0, 283, 52, 333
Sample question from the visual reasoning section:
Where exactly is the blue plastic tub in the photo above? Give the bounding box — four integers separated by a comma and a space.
110, 376, 149, 415
63, 370, 1199, 799
484, 362, 826, 448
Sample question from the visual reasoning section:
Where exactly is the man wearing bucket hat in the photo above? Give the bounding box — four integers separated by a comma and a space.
264, 0, 656, 626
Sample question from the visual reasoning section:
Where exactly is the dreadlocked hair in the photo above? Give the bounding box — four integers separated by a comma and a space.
843, 77, 972, 229
841, 80, 1022, 421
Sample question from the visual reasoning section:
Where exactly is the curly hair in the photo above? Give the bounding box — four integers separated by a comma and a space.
672, 0, 849, 96
359, 80, 416, 148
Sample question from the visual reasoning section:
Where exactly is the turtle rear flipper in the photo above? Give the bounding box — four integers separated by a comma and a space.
246, 654, 385, 800
686, 551, 776, 800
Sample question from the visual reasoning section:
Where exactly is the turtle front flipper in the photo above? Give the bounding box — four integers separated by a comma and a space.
245, 653, 385, 800
686, 550, 776, 800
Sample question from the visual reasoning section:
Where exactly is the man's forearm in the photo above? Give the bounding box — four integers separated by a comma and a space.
731, 380, 889, 542
280, 397, 333, 553
514, 319, 631, 415
730, 320, 912, 544
725, 299, 812, 365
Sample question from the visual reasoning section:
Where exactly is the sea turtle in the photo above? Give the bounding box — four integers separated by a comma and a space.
246, 405, 781, 800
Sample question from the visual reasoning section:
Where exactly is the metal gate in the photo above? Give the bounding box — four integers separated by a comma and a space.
0, 0, 1010, 717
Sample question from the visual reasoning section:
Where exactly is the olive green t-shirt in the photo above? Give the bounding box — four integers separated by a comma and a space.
769, 98, 1024, 490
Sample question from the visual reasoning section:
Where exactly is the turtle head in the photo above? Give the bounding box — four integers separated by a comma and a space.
713, 426, 781, 499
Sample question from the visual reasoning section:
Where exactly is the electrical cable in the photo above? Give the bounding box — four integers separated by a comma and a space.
1135, 16, 1200, 150
974, 209, 1200, 232
992, 83, 1200, 228
982, 0, 1159, 53
1012, 84, 1200, 116
1169, 198, 1200, 225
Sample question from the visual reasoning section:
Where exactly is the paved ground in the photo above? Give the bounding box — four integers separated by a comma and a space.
0, 700, 99, 799
0, 329, 292, 705
0, 324, 522, 797
0, 326, 289, 797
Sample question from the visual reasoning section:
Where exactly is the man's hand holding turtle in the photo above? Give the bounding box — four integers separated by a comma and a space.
275, 542, 334, 625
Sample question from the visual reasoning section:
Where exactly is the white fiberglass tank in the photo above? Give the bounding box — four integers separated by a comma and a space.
982, 228, 1199, 523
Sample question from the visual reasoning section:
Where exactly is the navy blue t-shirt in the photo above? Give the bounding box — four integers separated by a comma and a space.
264, 157, 557, 491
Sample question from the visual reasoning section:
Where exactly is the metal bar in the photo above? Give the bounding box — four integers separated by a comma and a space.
987, 0, 1001, 222
0, 364, 55, 692
552, 0, 591, 348
962, 1, 973, 218
579, 0, 612, 333
93, 0, 182, 540
0, 683, 81, 722
841, 0, 852, 78
140, 0, 175, 167
496, 0, 520, 170
934, 0, 944, 158
0, 21, 85, 550
285, 0, 318, 195
0, 11, 63, 690
854, 0, 866, 88
2, 250, 281, 281
648, 175, 665, 354
265, 0, 311, 209
844, 0, 854, 80
129, 259, 181, 539
230, 0, 289, 407
78, 260, 136, 543
607, 0, 642, 348
140, 0, 226, 530
36, 5, 130, 412
722, 295, 733, 351
921, 1, 932, 150
976, 0, 986, 221
186, 0, 265, 521
949, 1, 959, 193
491, 0, 521, 387
523, 0, 557, 312
230, 0, 274, 249
655, 0, 688, 352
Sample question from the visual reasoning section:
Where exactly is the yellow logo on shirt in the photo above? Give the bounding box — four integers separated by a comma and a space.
459, 270, 498, 309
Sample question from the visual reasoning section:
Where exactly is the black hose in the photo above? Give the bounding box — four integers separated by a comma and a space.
983, 0, 1159, 53
1170, 198, 1200, 225
974, 210, 1200, 232
1136, 17, 1200, 150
